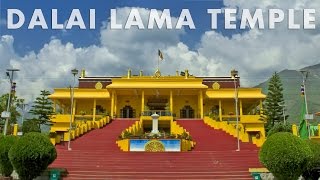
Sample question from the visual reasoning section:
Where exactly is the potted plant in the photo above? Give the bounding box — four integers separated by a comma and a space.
80, 111, 86, 122
57, 108, 63, 114
80, 110, 86, 116
49, 132, 57, 145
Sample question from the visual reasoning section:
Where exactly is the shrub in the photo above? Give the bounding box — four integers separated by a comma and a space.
48, 132, 57, 138
0, 135, 18, 177
22, 120, 41, 134
267, 123, 292, 137
180, 132, 192, 140
122, 130, 133, 139
8, 132, 57, 180
259, 132, 312, 180
302, 140, 320, 180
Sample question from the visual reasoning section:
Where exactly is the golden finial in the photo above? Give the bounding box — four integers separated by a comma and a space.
185, 69, 189, 79
80, 69, 86, 78
127, 69, 132, 78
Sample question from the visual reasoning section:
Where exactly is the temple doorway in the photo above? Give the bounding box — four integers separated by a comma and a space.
120, 105, 135, 118
180, 105, 195, 118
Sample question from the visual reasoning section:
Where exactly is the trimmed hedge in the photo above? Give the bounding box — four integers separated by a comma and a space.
22, 120, 41, 134
303, 140, 320, 179
0, 135, 18, 177
259, 132, 312, 180
267, 123, 292, 137
8, 132, 57, 180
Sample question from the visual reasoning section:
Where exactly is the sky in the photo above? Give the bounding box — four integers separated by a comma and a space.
0, 0, 320, 102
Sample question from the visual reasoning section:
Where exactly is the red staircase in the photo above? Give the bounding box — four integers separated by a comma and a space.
176, 119, 259, 151
50, 119, 263, 179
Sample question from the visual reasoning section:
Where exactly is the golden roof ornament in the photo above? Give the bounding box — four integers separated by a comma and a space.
80, 69, 86, 78
212, 82, 220, 90
95, 82, 103, 89
154, 69, 161, 78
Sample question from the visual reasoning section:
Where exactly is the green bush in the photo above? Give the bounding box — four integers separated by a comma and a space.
122, 130, 133, 139
259, 132, 312, 180
303, 140, 320, 180
267, 123, 292, 137
22, 120, 41, 134
48, 132, 57, 138
8, 132, 57, 180
0, 135, 18, 177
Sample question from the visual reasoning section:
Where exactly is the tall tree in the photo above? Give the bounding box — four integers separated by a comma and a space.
263, 72, 287, 131
0, 94, 23, 125
29, 90, 54, 126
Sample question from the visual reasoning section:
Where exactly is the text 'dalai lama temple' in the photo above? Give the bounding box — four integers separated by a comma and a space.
49, 68, 266, 148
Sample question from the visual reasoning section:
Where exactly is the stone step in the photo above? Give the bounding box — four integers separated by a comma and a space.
50, 119, 263, 179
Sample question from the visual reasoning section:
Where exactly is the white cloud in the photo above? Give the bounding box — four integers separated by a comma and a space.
99, 7, 185, 73
0, 35, 18, 95
223, 0, 320, 11
0, 36, 15, 61
1, 4, 320, 102
210, 0, 320, 84
0, 8, 185, 102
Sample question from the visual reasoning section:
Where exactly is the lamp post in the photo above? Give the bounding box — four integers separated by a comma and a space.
2, 69, 19, 136
19, 103, 28, 126
231, 69, 240, 151
300, 70, 311, 139
68, 68, 78, 151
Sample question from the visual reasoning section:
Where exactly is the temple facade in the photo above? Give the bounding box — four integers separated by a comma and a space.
49, 69, 267, 147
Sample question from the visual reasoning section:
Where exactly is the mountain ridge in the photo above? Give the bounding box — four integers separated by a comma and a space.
255, 63, 320, 124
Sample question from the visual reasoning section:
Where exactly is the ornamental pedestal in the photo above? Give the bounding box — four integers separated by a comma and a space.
151, 113, 159, 134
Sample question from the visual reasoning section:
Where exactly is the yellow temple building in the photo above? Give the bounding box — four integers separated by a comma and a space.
49, 69, 267, 147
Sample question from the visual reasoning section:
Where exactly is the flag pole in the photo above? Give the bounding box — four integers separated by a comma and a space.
158, 53, 160, 70
300, 70, 310, 139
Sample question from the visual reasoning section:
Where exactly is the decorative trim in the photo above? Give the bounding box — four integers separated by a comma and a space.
212, 82, 220, 90
95, 82, 103, 89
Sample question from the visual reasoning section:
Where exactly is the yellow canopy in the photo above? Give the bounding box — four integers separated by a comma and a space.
49, 88, 110, 99
206, 88, 266, 99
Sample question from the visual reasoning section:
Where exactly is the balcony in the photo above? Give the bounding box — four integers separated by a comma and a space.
141, 110, 172, 117
51, 114, 104, 123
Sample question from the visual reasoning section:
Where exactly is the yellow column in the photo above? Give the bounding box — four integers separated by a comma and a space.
13, 124, 18, 136
114, 92, 117, 117
170, 90, 173, 113
240, 99, 243, 116
107, 99, 109, 116
219, 100, 222, 121
141, 90, 145, 112
93, 99, 96, 121
111, 91, 114, 118
72, 100, 77, 122
199, 91, 203, 119
318, 124, 320, 137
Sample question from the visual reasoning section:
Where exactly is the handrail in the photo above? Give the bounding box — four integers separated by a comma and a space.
141, 110, 172, 116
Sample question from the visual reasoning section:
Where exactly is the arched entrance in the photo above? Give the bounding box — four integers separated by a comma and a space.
180, 105, 194, 118
120, 106, 135, 118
